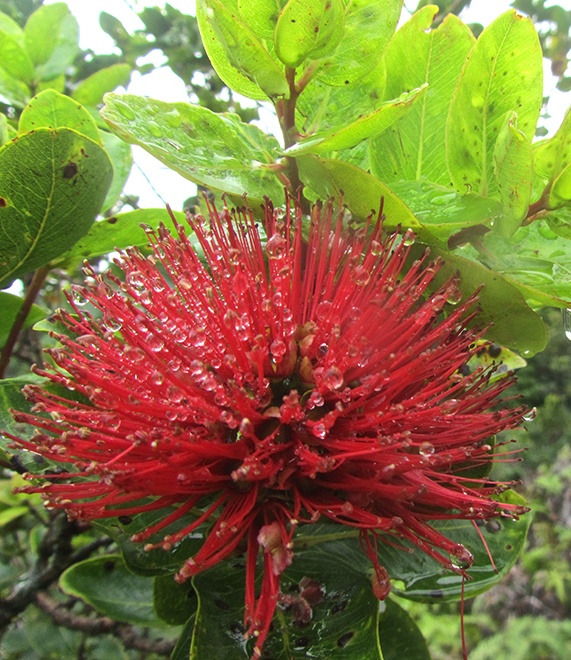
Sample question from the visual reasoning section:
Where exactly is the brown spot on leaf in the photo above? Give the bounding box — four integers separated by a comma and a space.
63, 162, 78, 179
107, 216, 118, 224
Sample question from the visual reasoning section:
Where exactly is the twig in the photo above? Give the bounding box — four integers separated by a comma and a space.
0, 265, 50, 379
35, 593, 176, 656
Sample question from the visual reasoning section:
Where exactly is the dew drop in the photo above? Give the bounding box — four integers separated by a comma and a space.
523, 407, 537, 422
115, 102, 135, 119
322, 366, 343, 390
353, 265, 370, 287
563, 308, 571, 341
71, 287, 88, 306
419, 442, 435, 457
270, 339, 287, 359
150, 370, 164, 386
312, 422, 327, 439
147, 121, 163, 137
402, 229, 416, 246
266, 233, 287, 259
147, 335, 164, 352
315, 300, 332, 322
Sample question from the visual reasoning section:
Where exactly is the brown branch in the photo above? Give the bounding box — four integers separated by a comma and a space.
0, 264, 50, 379
35, 593, 176, 656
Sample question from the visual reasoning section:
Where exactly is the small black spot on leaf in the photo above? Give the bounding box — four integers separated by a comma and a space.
118, 516, 132, 525
337, 631, 354, 647
103, 560, 116, 572
0, 197, 6, 207
214, 597, 230, 611
107, 216, 118, 224
63, 162, 78, 179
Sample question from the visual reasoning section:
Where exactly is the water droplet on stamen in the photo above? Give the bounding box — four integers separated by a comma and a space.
266, 234, 287, 259
419, 442, 435, 457
523, 407, 537, 422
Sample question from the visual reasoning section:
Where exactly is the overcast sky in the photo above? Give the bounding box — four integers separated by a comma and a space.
45, 0, 571, 210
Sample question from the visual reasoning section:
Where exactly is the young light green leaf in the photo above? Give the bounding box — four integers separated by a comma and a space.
533, 107, 571, 201
99, 130, 133, 212
0, 31, 35, 84
0, 66, 30, 108
18, 90, 100, 143
274, 0, 344, 68
72, 63, 132, 107
550, 162, 571, 206
60, 555, 163, 626
101, 93, 283, 201
0, 292, 47, 349
0, 128, 113, 286
285, 85, 427, 156
316, 0, 402, 86
447, 10, 542, 197
238, 0, 287, 43
24, 3, 79, 81
388, 179, 502, 240
57, 208, 186, 265
296, 155, 438, 244
197, 0, 288, 99
493, 111, 533, 237
371, 8, 475, 185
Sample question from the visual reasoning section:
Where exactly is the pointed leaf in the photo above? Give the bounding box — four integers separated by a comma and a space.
0, 292, 47, 349
56, 208, 185, 265
379, 599, 430, 660
0, 128, 113, 286
101, 94, 283, 200
285, 85, 427, 156
493, 111, 533, 237
154, 574, 197, 625
274, 0, 344, 68
371, 8, 475, 185
316, 0, 402, 86
446, 10, 542, 197
72, 64, 132, 107
533, 107, 571, 200
550, 161, 571, 206
24, 3, 79, 81
18, 90, 100, 143
296, 155, 439, 244
60, 555, 162, 626
197, 0, 288, 100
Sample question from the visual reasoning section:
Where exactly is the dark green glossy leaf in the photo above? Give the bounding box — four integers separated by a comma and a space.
60, 554, 163, 626
171, 615, 197, 660
413, 242, 548, 355
18, 89, 100, 142
493, 112, 533, 237
0, 376, 45, 441
274, 0, 344, 68
388, 492, 531, 601
102, 94, 283, 201
57, 208, 185, 265
379, 599, 430, 660
371, 7, 475, 186
0, 292, 47, 349
72, 63, 132, 107
0, 128, 113, 286
154, 573, 197, 625
286, 86, 426, 156
197, 0, 288, 100
24, 3, 79, 81
447, 11, 542, 197
315, 0, 401, 87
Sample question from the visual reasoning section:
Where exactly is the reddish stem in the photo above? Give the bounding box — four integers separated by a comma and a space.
0, 265, 50, 379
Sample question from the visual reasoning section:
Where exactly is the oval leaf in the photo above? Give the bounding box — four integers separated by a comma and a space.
101, 93, 283, 201
0, 292, 47, 349
72, 63, 132, 107
0, 128, 113, 286
446, 10, 542, 197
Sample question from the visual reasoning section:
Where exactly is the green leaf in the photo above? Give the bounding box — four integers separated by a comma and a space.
479, 220, 571, 307
154, 574, 197, 625
191, 541, 383, 659
56, 208, 185, 265
60, 555, 163, 626
550, 162, 571, 206
296, 155, 439, 244
274, 0, 344, 68
0, 128, 113, 286
0, 65, 30, 108
0, 376, 44, 441
238, 0, 288, 43
72, 64, 132, 107
388, 180, 502, 240
285, 85, 427, 156
371, 8, 475, 185
171, 615, 197, 660
316, 0, 402, 86
379, 599, 430, 660
0, 31, 34, 84
18, 90, 100, 143
99, 130, 133, 212
387, 492, 531, 601
533, 107, 571, 201
0, 292, 47, 349
493, 111, 533, 237
197, 0, 288, 100
447, 10, 542, 197
24, 3, 79, 81
101, 94, 283, 201
0, 505, 29, 527
412, 243, 548, 355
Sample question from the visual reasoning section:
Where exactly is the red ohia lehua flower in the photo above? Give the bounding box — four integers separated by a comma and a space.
9, 196, 527, 658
